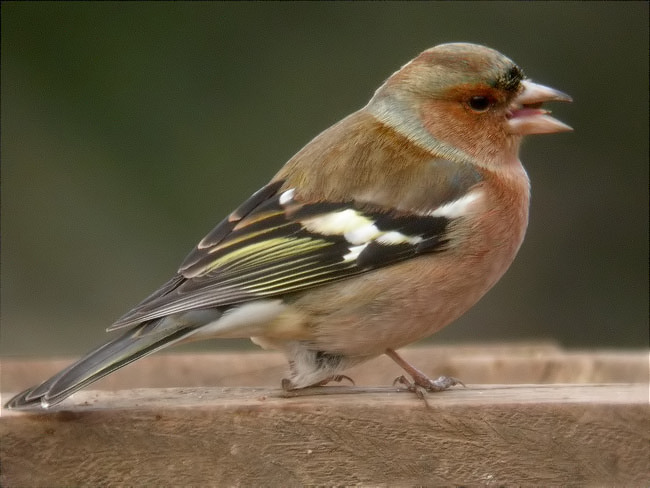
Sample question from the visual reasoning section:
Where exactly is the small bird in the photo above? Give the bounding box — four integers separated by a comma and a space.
6, 43, 571, 409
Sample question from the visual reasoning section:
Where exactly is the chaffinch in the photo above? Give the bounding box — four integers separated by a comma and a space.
6, 43, 571, 409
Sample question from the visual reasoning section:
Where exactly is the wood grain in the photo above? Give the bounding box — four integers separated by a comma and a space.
1, 345, 648, 486
1, 384, 648, 486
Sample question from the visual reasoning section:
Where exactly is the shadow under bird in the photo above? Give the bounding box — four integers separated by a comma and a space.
6, 43, 571, 410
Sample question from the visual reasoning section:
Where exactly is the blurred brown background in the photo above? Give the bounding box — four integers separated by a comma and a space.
1, 2, 648, 358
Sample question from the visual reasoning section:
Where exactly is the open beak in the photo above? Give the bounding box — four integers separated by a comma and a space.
508, 80, 573, 135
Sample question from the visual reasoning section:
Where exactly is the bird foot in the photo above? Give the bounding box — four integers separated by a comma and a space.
316, 374, 355, 387
281, 374, 355, 391
393, 374, 464, 393
392, 374, 463, 407
385, 348, 464, 401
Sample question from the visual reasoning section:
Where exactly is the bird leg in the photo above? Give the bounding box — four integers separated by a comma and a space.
385, 348, 464, 393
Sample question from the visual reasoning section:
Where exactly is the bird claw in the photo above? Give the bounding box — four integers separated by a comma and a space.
424, 375, 465, 391
393, 374, 464, 393
281, 374, 355, 391
386, 348, 464, 400
393, 375, 412, 388
318, 375, 355, 386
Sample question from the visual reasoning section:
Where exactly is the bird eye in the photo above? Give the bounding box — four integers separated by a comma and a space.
468, 96, 492, 112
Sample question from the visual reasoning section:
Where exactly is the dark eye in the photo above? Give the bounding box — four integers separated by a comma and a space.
468, 96, 492, 112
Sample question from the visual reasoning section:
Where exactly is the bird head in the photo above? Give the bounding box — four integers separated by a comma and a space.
368, 43, 572, 165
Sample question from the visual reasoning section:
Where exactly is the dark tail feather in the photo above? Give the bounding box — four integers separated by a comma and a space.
4, 318, 199, 410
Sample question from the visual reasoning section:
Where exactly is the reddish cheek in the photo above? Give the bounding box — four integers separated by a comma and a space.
420, 100, 478, 147
420, 99, 503, 156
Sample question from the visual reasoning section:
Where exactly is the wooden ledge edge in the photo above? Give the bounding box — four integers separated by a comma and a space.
1, 383, 647, 416
2, 383, 648, 486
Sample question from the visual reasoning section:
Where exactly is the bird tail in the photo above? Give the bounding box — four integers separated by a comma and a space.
4, 317, 204, 410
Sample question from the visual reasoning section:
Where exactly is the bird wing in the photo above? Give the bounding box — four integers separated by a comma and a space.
109, 178, 462, 330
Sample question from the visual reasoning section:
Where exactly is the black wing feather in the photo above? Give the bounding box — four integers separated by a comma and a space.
110, 181, 453, 330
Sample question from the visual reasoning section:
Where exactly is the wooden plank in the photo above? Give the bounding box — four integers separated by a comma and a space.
1, 384, 648, 486
2, 344, 648, 392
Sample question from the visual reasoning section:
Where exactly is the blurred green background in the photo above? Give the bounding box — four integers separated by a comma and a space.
2, 2, 648, 359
